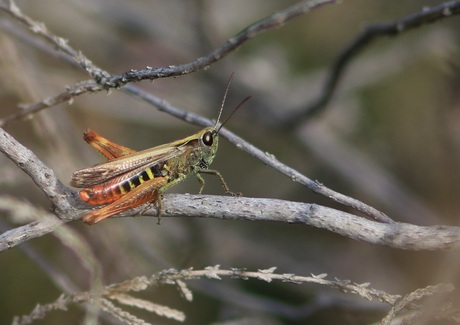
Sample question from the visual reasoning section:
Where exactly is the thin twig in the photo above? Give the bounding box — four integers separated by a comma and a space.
0, 80, 100, 128
102, 0, 337, 88
3, 0, 460, 128
0, 0, 336, 126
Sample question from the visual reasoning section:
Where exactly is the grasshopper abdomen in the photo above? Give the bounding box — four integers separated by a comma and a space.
80, 164, 167, 205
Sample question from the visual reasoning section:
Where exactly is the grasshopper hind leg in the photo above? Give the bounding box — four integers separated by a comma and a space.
82, 177, 168, 224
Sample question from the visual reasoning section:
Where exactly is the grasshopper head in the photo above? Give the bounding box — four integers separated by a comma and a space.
198, 126, 219, 168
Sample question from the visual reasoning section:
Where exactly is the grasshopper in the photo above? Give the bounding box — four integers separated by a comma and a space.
71, 79, 248, 224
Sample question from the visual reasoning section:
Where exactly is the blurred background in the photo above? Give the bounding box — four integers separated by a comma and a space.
1, 0, 460, 324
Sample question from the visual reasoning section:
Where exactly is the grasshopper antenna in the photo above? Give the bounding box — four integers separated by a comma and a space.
214, 73, 251, 132
217, 95, 251, 133
214, 73, 235, 129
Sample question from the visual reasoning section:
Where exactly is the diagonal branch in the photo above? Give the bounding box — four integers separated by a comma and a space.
125, 85, 394, 224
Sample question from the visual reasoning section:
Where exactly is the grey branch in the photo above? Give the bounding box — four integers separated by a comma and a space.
160, 194, 460, 251
1, 118, 460, 251
3, 190, 460, 252
0, 0, 109, 81
0, 127, 75, 215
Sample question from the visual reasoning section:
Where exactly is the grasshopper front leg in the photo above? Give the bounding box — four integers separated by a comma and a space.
196, 169, 241, 196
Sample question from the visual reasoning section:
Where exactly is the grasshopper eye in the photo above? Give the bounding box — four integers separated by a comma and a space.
202, 131, 213, 146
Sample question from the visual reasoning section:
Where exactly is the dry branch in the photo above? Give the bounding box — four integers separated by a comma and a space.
3, 189, 460, 252
0, 127, 75, 214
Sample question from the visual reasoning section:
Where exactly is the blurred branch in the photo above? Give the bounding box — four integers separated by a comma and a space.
0, 14, 102, 127
282, 0, 460, 126
380, 283, 455, 325
298, 122, 441, 224
2, 0, 460, 128
0, 0, 110, 81
11, 266, 454, 325
0, 80, 100, 128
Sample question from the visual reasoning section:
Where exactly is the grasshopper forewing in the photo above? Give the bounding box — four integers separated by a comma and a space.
71, 77, 249, 225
